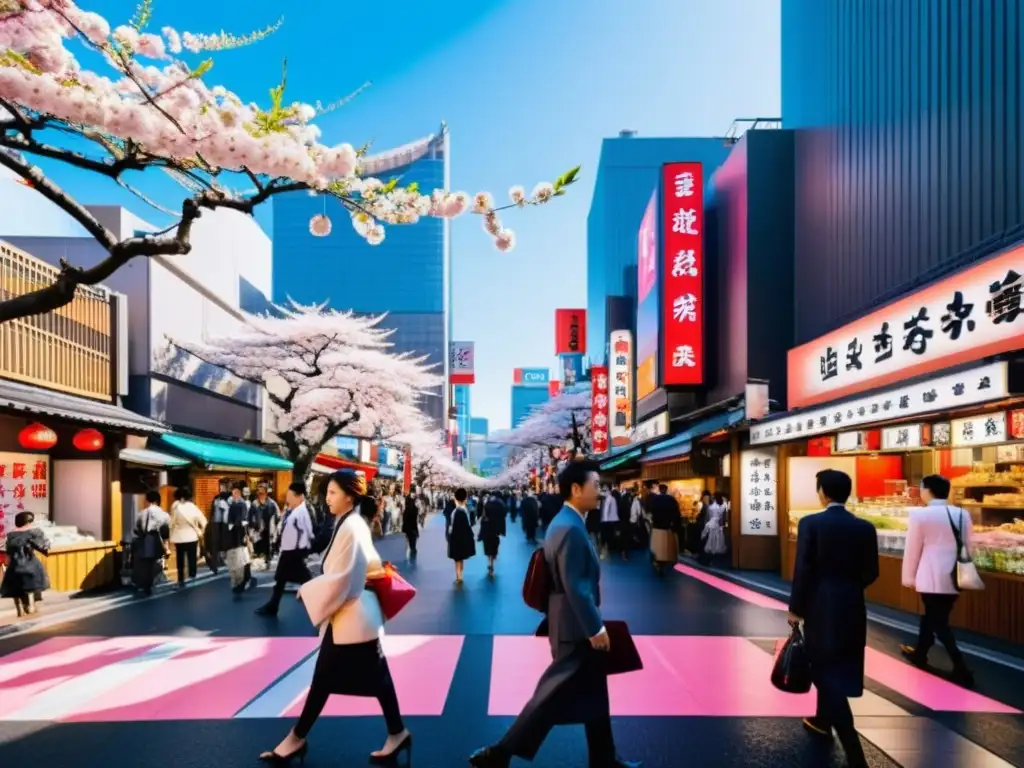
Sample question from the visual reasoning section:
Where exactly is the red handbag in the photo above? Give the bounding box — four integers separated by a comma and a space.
366, 562, 416, 621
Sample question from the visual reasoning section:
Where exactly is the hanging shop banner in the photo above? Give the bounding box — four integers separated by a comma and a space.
882, 424, 923, 450
0, 453, 51, 549
788, 242, 1024, 409
636, 191, 659, 401
951, 412, 1007, 447
609, 330, 634, 447
740, 447, 777, 536
555, 309, 587, 356
834, 431, 862, 452
661, 161, 705, 386
591, 366, 610, 454
514, 368, 550, 387
751, 360, 1008, 446
449, 341, 475, 385
548, 380, 561, 397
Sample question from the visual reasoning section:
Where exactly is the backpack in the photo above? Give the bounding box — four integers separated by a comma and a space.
522, 546, 553, 612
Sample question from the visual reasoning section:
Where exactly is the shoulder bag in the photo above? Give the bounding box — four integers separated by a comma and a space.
946, 506, 984, 591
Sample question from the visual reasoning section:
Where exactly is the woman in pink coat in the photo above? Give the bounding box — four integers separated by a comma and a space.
899, 474, 974, 686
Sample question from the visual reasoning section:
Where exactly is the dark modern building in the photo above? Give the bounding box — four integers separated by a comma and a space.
587, 131, 732, 362
782, 0, 1024, 344
271, 129, 452, 427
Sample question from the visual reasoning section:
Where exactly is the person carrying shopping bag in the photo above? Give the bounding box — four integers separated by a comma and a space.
260, 469, 411, 765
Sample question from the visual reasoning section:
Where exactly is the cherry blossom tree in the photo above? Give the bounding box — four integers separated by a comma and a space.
489, 390, 592, 456
392, 428, 483, 490
0, 0, 579, 323
486, 446, 546, 489
164, 301, 442, 479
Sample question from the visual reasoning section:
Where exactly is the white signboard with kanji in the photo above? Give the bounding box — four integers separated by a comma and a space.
0, 452, 51, 550
740, 447, 777, 536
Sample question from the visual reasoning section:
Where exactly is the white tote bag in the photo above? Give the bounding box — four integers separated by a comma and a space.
946, 506, 984, 591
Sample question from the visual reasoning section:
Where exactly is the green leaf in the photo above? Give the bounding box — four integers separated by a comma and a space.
191, 59, 214, 78
406, 182, 419, 194
129, 0, 154, 32
382, 178, 398, 193
554, 165, 581, 190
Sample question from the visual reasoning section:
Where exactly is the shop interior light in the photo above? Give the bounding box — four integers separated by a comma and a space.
18, 422, 57, 451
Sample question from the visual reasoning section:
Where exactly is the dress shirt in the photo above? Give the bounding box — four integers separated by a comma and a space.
600, 493, 619, 523
565, 501, 607, 641
279, 502, 315, 551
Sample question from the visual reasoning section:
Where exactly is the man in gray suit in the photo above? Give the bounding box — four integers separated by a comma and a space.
469, 460, 640, 768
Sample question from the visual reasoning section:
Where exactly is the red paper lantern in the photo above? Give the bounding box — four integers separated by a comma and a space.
18, 422, 57, 451
72, 428, 104, 452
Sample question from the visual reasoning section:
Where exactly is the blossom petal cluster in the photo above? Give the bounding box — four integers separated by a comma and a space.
163, 300, 442, 468
489, 390, 592, 451
393, 429, 484, 489
0, 1, 574, 251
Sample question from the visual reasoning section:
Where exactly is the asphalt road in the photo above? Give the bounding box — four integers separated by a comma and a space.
1, 513, 1021, 767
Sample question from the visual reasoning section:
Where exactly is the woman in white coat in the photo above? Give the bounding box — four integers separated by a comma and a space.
899, 474, 974, 686
260, 470, 411, 765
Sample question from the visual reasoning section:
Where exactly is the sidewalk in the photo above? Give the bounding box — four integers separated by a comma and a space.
680, 555, 1024, 669
0, 566, 227, 638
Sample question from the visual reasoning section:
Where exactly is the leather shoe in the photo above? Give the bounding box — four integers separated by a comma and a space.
468, 745, 510, 767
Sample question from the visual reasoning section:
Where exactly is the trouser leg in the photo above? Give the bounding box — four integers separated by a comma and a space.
584, 717, 616, 768
923, 594, 967, 669
293, 679, 330, 739
376, 668, 406, 735
818, 683, 866, 767
176, 545, 187, 584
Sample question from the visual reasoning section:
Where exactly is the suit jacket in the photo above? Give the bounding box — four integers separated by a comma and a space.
902, 501, 972, 595
299, 511, 386, 645
545, 505, 603, 649
789, 504, 879, 696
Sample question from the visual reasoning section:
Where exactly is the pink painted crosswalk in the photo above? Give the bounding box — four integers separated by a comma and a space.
0, 632, 1015, 722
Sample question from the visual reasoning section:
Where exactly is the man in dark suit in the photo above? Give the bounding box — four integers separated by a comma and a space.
469, 461, 640, 768
520, 489, 540, 544
789, 469, 878, 768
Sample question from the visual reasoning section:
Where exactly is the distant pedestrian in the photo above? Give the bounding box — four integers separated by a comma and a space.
225, 482, 254, 596
479, 494, 506, 576
899, 474, 975, 687
520, 489, 540, 544
133, 490, 170, 596
701, 494, 728, 565
256, 481, 315, 618
249, 484, 280, 568
206, 479, 230, 574
647, 482, 679, 575
448, 488, 476, 584
1, 511, 50, 617
403, 486, 421, 558
169, 487, 206, 588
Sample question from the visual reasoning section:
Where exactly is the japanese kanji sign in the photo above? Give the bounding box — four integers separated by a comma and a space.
740, 447, 777, 536
449, 341, 475, 385
591, 365, 610, 454
608, 330, 633, 447
751, 360, 1007, 445
661, 161, 704, 386
789, 244, 1024, 408
951, 412, 1007, 447
0, 452, 50, 550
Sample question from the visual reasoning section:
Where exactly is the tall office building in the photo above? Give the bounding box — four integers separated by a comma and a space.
272, 129, 452, 427
453, 384, 472, 452
782, 0, 1023, 344
511, 385, 550, 428
587, 131, 732, 361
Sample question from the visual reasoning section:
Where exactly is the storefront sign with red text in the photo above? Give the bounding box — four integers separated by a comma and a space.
660, 162, 705, 385
591, 365, 610, 454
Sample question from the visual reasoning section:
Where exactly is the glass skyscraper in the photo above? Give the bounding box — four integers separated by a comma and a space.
511, 385, 550, 428
272, 129, 452, 427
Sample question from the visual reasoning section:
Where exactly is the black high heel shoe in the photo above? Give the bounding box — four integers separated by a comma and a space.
259, 741, 308, 764
368, 732, 412, 764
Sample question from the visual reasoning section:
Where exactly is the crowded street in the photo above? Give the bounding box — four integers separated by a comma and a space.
1, 512, 1022, 767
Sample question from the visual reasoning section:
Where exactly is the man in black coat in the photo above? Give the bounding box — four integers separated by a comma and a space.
403, 486, 421, 557
789, 468, 878, 768
520, 489, 540, 544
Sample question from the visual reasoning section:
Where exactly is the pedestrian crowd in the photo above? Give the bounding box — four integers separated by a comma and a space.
0, 462, 981, 768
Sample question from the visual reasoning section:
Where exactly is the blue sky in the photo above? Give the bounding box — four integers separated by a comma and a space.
26, 0, 780, 430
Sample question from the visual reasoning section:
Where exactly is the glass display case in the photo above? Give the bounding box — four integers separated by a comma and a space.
786, 459, 1024, 574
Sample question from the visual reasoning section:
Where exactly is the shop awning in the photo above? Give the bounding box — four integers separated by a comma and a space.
119, 447, 191, 468
643, 440, 693, 464
311, 453, 378, 480
600, 448, 642, 471
152, 433, 293, 471
0, 378, 166, 435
